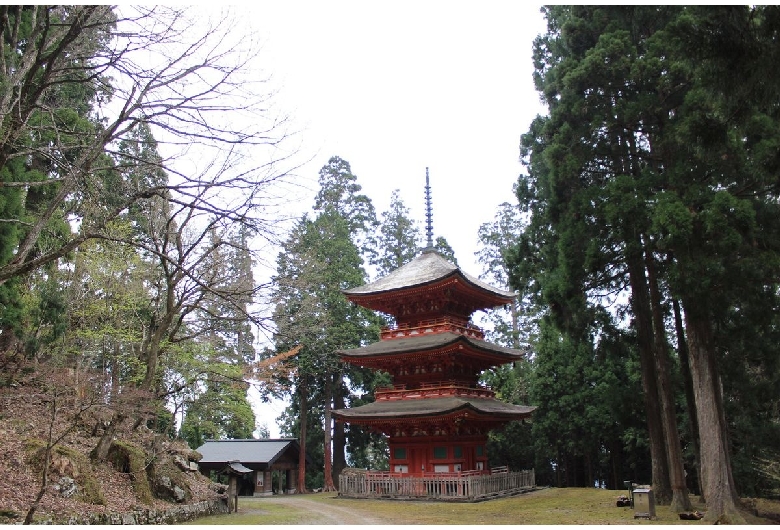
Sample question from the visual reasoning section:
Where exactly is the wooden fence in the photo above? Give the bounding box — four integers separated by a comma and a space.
338, 468, 535, 502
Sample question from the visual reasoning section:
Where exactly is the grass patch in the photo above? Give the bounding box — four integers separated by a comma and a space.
181, 501, 308, 525
322, 488, 693, 525
182, 488, 778, 525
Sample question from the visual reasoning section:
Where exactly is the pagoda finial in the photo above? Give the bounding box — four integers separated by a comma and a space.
424, 167, 434, 251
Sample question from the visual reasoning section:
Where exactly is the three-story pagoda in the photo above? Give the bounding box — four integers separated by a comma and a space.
333, 176, 534, 477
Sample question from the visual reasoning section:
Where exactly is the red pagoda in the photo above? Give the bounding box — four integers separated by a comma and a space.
333, 172, 534, 497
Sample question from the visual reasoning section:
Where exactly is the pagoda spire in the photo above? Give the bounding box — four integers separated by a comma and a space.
424, 167, 434, 251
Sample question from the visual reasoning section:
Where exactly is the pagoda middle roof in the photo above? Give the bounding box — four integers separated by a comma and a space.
336, 332, 525, 362
344, 249, 513, 302
332, 396, 535, 421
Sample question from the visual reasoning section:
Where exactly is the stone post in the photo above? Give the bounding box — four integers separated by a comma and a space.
227, 476, 238, 512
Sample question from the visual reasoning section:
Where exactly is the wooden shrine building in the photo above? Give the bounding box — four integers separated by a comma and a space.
332, 171, 536, 500
196, 439, 311, 496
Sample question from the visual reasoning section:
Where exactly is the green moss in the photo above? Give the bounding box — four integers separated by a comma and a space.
0, 509, 20, 522
149, 455, 192, 503
23, 438, 106, 505
107, 440, 154, 505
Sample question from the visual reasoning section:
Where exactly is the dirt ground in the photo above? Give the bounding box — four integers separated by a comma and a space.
245, 494, 383, 525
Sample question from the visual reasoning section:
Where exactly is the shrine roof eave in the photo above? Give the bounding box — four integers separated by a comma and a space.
343, 250, 514, 304
336, 332, 525, 362
331, 396, 535, 422
196, 438, 313, 467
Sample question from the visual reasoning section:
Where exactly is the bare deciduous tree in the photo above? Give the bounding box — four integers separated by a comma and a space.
0, 5, 297, 286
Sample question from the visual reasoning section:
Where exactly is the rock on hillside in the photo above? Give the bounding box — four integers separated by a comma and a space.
0, 371, 223, 524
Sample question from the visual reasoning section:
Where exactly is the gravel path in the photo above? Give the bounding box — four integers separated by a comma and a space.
244, 494, 385, 525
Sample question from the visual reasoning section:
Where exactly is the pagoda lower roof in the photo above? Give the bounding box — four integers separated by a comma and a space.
336, 332, 525, 363
343, 250, 514, 310
332, 396, 535, 422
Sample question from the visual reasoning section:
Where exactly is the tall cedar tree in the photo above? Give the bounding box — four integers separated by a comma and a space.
510, 6, 688, 508
272, 157, 381, 491
659, 6, 780, 517
370, 190, 421, 277
272, 213, 380, 490
511, 5, 780, 521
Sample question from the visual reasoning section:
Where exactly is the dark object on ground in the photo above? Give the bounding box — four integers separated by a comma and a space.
616, 495, 631, 507
679, 511, 705, 520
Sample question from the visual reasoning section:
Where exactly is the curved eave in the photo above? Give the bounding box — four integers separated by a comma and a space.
348, 275, 514, 315
336, 333, 525, 366
332, 397, 535, 423
343, 251, 514, 311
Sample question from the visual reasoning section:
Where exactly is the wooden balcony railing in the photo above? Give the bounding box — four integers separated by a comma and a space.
375, 381, 495, 401
380, 317, 484, 340
338, 468, 535, 501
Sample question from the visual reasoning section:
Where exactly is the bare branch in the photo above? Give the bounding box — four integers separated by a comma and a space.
0, 6, 298, 287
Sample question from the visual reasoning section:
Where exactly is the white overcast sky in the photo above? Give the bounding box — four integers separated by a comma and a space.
200, 3, 550, 436
240, 2, 548, 274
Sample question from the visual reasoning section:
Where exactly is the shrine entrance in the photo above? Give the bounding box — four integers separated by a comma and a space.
196, 439, 312, 496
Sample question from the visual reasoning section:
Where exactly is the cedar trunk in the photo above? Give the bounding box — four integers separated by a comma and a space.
332, 373, 348, 483
626, 250, 672, 503
323, 376, 336, 491
645, 251, 692, 512
297, 383, 308, 494
682, 307, 744, 524
672, 297, 703, 499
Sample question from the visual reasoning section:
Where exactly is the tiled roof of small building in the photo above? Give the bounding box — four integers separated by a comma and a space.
224, 461, 253, 474
196, 438, 299, 466
344, 249, 513, 300
332, 396, 535, 420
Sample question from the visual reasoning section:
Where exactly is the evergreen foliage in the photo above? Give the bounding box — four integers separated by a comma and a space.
3, 3, 779, 518
370, 190, 421, 276
270, 161, 384, 490
507, 5, 780, 519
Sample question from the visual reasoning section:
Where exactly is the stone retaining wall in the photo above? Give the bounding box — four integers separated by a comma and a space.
47, 498, 229, 525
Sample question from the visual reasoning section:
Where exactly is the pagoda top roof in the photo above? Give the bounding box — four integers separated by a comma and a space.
332, 396, 535, 421
344, 249, 513, 304
336, 332, 525, 363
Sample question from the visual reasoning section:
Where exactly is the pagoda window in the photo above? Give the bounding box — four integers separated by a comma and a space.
454, 446, 463, 458
433, 446, 447, 459
434, 464, 450, 473
476, 445, 484, 457
393, 447, 407, 460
